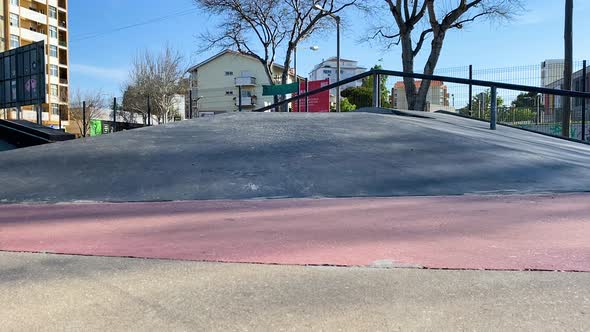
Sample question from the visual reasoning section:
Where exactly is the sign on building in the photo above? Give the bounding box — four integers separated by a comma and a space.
0, 41, 46, 108
292, 79, 330, 112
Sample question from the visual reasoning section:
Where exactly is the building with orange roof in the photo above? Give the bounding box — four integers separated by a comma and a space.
391, 80, 449, 111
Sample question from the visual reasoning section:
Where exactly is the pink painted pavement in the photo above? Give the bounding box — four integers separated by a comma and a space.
1, 194, 589, 271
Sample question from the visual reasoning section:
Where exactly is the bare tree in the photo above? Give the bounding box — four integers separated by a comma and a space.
69, 89, 105, 137
198, 0, 286, 85
196, 0, 358, 87
124, 45, 187, 124
370, 0, 523, 111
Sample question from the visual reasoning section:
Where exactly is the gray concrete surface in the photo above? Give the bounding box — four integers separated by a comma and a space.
1, 111, 590, 203
1, 252, 588, 331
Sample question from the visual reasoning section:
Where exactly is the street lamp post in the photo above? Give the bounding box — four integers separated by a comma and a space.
313, 4, 341, 112
294, 45, 320, 112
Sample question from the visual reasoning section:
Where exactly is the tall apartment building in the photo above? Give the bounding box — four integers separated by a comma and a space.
0, 0, 69, 127
391, 80, 449, 111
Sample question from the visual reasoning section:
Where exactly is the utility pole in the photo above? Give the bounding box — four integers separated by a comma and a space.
562, 0, 573, 137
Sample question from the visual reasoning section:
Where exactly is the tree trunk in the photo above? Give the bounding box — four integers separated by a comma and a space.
415, 31, 445, 112
562, 0, 573, 137
400, 34, 418, 110
257, 58, 279, 112
279, 47, 294, 112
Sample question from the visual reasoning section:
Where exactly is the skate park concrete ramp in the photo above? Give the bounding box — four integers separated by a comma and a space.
1, 110, 589, 203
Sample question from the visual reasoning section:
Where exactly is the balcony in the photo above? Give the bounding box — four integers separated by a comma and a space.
57, 29, 67, 47
19, 27, 47, 43
20, 7, 47, 24
59, 48, 67, 66
58, 11, 67, 29
59, 87, 68, 102
234, 96, 257, 106
234, 76, 256, 86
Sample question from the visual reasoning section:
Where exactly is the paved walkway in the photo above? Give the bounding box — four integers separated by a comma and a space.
1, 252, 589, 331
2, 194, 589, 271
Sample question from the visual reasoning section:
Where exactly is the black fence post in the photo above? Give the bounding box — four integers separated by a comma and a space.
490, 86, 497, 130
468, 65, 473, 116
238, 86, 242, 112
305, 79, 309, 112
189, 89, 193, 119
112, 97, 117, 133
82, 101, 86, 137
372, 73, 379, 108
296, 79, 300, 112
582, 60, 587, 141
147, 95, 151, 126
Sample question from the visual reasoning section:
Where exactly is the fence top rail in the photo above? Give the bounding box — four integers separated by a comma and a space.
253, 69, 590, 113
374, 69, 590, 98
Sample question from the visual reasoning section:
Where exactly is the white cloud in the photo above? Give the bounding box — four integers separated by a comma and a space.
70, 63, 128, 82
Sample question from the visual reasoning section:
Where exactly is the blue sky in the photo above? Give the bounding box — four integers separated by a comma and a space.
70, 0, 590, 96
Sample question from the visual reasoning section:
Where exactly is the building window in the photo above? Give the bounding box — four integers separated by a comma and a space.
50, 45, 58, 58
10, 35, 19, 49
50, 84, 58, 97
10, 0, 18, 5
50, 64, 58, 77
9, 14, 18, 27
225, 91, 234, 95
225, 71, 233, 76
51, 104, 59, 115
49, 26, 58, 39
49, 6, 57, 19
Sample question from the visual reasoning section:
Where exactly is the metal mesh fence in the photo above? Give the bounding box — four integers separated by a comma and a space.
434, 61, 589, 141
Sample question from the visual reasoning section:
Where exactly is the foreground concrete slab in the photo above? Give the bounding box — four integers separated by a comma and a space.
1, 112, 590, 203
1, 252, 588, 331
2, 194, 589, 271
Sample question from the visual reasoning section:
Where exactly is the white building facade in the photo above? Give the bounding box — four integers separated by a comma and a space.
541, 59, 565, 88
309, 57, 366, 104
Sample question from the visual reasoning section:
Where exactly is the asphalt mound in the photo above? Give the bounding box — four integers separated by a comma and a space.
1, 111, 589, 203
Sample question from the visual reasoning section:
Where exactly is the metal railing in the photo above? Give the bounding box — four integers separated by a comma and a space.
253, 68, 590, 142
